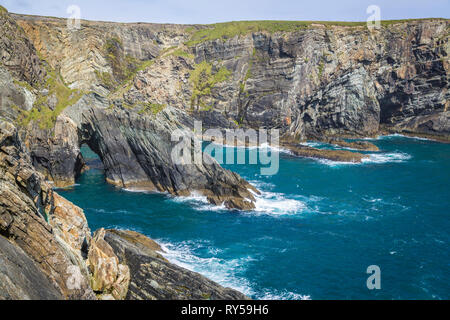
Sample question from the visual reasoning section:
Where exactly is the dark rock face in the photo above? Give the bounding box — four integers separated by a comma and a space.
188, 22, 449, 141
0, 235, 63, 300
25, 93, 258, 210
103, 229, 249, 300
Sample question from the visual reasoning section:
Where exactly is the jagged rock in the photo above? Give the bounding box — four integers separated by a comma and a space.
300, 68, 381, 138
0, 119, 95, 300
0, 235, 63, 300
0, 10, 45, 85
103, 229, 249, 300
321, 138, 380, 152
0, 66, 36, 122
25, 93, 258, 210
382, 111, 450, 142
87, 228, 130, 300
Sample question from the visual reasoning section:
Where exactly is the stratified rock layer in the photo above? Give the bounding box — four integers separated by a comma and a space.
103, 229, 249, 300
0, 120, 95, 299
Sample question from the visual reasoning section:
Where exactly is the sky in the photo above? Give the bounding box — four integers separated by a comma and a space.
0, 0, 448, 24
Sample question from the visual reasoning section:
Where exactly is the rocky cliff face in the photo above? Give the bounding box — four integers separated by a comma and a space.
0, 6, 448, 300
0, 120, 95, 299
13, 15, 448, 140
0, 11, 448, 204
0, 118, 248, 300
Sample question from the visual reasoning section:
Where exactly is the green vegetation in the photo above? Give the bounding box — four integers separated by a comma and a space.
168, 49, 194, 59
189, 61, 231, 110
95, 70, 116, 90
186, 19, 448, 46
138, 102, 166, 115
0, 5, 8, 14
18, 68, 83, 129
103, 37, 139, 83
13, 79, 34, 92
186, 21, 362, 45
318, 59, 325, 78
100, 37, 158, 97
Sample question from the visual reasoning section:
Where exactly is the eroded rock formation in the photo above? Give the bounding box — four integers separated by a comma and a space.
0, 119, 248, 300
104, 229, 249, 300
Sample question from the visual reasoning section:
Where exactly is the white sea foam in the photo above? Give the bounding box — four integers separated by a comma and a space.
300, 141, 326, 148
252, 190, 306, 216
362, 152, 412, 163
364, 134, 432, 141
158, 240, 256, 295
170, 187, 306, 216
158, 239, 311, 300
314, 151, 412, 166
171, 192, 227, 212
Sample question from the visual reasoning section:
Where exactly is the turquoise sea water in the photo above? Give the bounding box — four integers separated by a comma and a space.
59, 135, 450, 300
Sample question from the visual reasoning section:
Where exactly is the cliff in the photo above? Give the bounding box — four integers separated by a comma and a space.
0, 5, 448, 300
0, 118, 248, 300
1, 11, 448, 193
9, 14, 448, 140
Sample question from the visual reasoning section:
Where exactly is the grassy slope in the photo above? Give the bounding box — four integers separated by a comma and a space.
185, 18, 448, 45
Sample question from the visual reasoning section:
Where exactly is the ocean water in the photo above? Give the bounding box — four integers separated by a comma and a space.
59, 135, 450, 300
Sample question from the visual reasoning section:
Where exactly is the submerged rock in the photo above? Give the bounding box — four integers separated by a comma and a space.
282, 142, 369, 163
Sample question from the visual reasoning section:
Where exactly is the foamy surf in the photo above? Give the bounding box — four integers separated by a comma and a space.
362, 152, 412, 163
168, 185, 306, 216
170, 192, 227, 211
158, 240, 256, 295
252, 190, 306, 216
314, 151, 412, 166
158, 239, 311, 300
364, 134, 432, 141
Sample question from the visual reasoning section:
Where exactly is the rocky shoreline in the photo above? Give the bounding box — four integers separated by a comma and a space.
0, 6, 449, 300
0, 119, 248, 300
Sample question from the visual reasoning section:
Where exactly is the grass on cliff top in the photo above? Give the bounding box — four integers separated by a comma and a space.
186, 18, 448, 45
18, 68, 83, 129
0, 5, 7, 14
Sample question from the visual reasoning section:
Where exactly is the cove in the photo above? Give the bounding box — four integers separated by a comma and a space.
59, 135, 450, 300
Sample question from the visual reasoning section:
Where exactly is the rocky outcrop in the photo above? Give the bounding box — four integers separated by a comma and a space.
103, 229, 249, 300
0, 119, 249, 300
87, 228, 130, 300
12, 14, 449, 142
0, 235, 63, 300
0, 9, 45, 85
24, 93, 258, 210
2, 11, 446, 195
0, 120, 95, 299
282, 142, 369, 163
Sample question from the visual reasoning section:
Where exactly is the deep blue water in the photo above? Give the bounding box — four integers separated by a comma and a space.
59, 135, 450, 300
